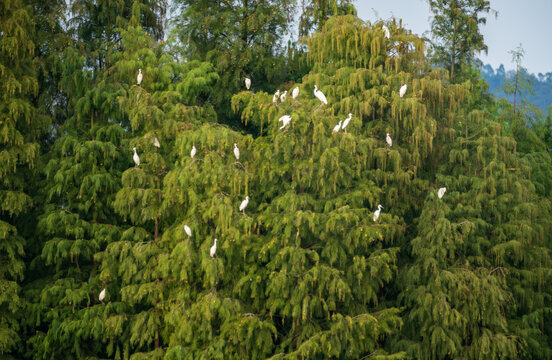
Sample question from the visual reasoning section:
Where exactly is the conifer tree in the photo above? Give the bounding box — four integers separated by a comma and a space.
172, 0, 297, 123
21, 0, 167, 357
24, 36, 128, 360
0, 0, 47, 357
95, 3, 220, 357
298, 0, 356, 37
428, 0, 493, 82
163, 14, 450, 359
395, 69, 552, 360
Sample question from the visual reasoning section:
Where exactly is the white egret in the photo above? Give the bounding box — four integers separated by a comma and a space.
382, 25, 390, 39
184, 224, 192, 238
373, 204, 383, 222
210, 238, 217, 257
386, 133, 392, 147
133, 147, 140, 166
278, 115, 292, 129
333, 120, 342, 133
292, 86, 299, 99
245, 77, 251, 90
153, 136, 160, 148
99, 288, 106, 302
137, 68, 143, 85
313, 85, 328, 105
280, 90, 287, 102
341, 113, 352, 133
233, 143, 240, 161
438, 187, 447, 199
399, 84, 407, 98
239, 196, 249, 214
273, 90, 280, 104
191, 145, 197, 159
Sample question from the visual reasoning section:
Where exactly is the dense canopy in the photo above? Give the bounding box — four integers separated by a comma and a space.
1, 0, 551, 359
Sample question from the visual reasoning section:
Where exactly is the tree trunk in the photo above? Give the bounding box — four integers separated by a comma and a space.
513, 63, 519, 124
451, 9, 457, 82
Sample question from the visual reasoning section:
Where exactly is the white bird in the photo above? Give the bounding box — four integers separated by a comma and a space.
399, 84, 407, 98
210, 238, 217, 258
153, 136, 160, 148
341, 113, 352, 133
278, 115, 292, 129
313, 85, 328, 105
438, 187, 447, 199
99, 288, 106, 302
273, 90, 280, 104
373, 204, 383, 222
233, 143, 240, 161
133, 147, 140, 166
245, 77, 251, 90
191, 145, 197, 159
292, 86, 299, 99
382, 25, 390, 39
239, 196, 249, 214
184, 224, 192, 238
333, 120, 342, 133
137, 68, 143, 85
386, 133, 392, 147
280, 90, 287, 102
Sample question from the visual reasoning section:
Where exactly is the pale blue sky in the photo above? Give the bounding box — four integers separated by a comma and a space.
355, 0, 552, 74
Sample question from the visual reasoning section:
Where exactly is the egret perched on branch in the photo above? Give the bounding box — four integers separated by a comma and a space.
245, 77, 251, 90
184, 225, 192, 238
341, 113, 352, 133
133, 147, 140, 166
382, 25, 390, 39
292, 86, 299, 99
210, 238, 217, 257
333, 120, 342, 133
273, 90, 280, 104
373, 204, 383, 222
191, 145, 197, 159
280, 90, 287, 102
153, 137, 160, 148
233, 143, 240, 161
438, 187, 447, 199
137, 69, 143, 85
386, 133, 393, 147
314, 85, 328, 105
239, 196, 249, 215
278, 115, 291, 130
399, 84, 407, 98
99, 288, 106, 302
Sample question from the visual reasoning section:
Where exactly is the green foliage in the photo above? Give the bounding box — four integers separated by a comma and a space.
0, 0, 47, 357
4, 2, 552, 359
172, 0, 300, 124
428, 0, 494, 82
298, 0, 357, 37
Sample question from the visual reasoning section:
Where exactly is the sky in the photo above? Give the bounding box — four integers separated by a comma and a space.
354, 0, 552, 74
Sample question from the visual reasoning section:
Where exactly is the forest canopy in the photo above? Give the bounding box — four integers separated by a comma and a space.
1, 0, 551, 359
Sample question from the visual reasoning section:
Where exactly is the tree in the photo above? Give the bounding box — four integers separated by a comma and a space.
428, 0, 493, 83
172, 0, 298, 124
21, 1, 166, 357
96, 4, 219, 357
0, 0, 47, 357
69, 0, 165, 70
500, 44, 542, 130
297, 0, 356, 37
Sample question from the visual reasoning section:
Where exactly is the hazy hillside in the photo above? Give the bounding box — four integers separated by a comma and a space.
482, 64, 552, 112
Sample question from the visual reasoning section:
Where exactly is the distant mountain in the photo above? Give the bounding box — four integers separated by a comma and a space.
481, 64, 552, 112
